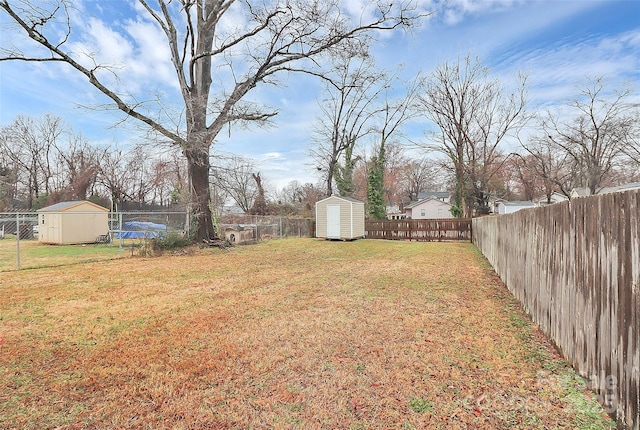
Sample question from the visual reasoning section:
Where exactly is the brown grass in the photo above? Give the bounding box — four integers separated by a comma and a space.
0, 239, 613, 429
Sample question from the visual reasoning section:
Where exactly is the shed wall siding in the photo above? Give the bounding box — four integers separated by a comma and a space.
315, 196, 365, 239
352, 204, 365, 237
60, 212, 108, 244
340, 201, 351, 239
38, 201, 109, 244
39, 213, 63, 244
315, 200, 328, 238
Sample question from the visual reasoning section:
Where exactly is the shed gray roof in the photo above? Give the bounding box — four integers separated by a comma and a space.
38, 200, 108, 212
318, 195, 364, 204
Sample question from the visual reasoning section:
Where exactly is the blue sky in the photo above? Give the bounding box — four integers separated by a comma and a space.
1, 0, 639, 191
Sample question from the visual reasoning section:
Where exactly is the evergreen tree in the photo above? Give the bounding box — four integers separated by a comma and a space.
367, 145, 386, 220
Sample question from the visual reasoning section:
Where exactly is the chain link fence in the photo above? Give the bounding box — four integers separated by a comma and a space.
1, 211, 314, 271
0, 210, 189, 271
217, 214, 314, 244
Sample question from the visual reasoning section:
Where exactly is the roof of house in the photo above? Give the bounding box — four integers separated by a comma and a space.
405, 197, 453, 209
571, 187, 591, 197
417, 191, 450, 200
37, 200, 108, 212
497, 200, 536, 207
599, 182, 640, 194
571, 182, 640, 198
534, 192, 569, 204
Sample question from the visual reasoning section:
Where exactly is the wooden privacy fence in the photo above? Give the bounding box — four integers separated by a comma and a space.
473, 190, 639, 430
366, 219, 472, 241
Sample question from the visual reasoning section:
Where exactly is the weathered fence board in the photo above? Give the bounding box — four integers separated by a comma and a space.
366, 219, 471, 242
473, 190, 639, 430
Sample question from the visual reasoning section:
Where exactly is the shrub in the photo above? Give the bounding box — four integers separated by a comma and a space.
157, 231, 192, 250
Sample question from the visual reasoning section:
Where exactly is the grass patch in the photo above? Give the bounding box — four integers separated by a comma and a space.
0, 238, 124, 271
0, 239, 615, 429
409, 397, 434, 413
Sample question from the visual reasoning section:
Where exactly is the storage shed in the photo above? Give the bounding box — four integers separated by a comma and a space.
37, 200, 109, 244
315, 196, 365, 240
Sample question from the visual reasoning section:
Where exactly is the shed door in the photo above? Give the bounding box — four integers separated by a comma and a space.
326, 204, 341, 239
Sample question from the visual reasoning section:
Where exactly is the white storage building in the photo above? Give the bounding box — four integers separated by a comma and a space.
37, 200, 109, 244
315, 196, 365, 240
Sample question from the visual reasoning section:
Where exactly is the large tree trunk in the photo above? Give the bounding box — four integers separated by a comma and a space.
325, 160, 335, 197
185, 146, 217, 241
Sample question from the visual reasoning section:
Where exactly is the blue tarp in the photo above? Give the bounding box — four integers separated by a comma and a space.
112, 221, 167, 239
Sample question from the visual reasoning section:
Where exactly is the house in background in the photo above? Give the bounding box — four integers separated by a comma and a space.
535, 192, 569, 206
570, 182, 640, 199
495, 200, 536, 215
570, 187, 592, 199
404, 198, 454, 219
598, 182, 640, 195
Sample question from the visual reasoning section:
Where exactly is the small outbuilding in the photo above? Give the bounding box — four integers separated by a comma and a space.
37, 200, 109, 244
315, 196, 365, 240
224, 225, 256, 244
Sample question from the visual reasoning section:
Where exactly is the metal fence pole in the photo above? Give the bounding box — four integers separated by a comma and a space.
16, 213, 21, 270
119, 212, 123, 255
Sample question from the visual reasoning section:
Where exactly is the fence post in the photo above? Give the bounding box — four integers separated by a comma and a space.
16, 212, 21, 270
118, 212, 123, 255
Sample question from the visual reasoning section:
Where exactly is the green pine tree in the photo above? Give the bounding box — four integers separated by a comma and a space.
367, 144, 386, 220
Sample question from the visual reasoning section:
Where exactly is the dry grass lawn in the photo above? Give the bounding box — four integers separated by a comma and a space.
0, 238, 123, 271
0, 239, 614, 429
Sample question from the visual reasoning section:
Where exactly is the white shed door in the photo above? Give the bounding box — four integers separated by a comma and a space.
326, 205, 341, 239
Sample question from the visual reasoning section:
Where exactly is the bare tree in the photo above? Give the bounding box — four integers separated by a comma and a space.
310, 55, 385, 197
1, 0, 422, 240
210, 155, 258, 213
367, 76, 421, 218
539, 77, 639, 194
275, 179, 324, 216
96, 147, 147, 209
401, 157, 445, 203
520, 136, 582, 199
247, 172, 267, 215
622, 119, 640, 165
146, 150, 188, 207
0, 157, 18, 209
418, 55, 529, 217
54, 132, 106, 201
0, 114, 63, 208
277, 180, 304, 205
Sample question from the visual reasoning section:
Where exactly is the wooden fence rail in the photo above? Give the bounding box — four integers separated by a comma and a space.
366, 219, 472, 242
473, 190, 639, 430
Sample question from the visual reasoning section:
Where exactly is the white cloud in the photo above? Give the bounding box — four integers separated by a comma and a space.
262, 152, 285, 161
499, 28, 640, 107
123, 18, 176, 88
435, 0, 525, 25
